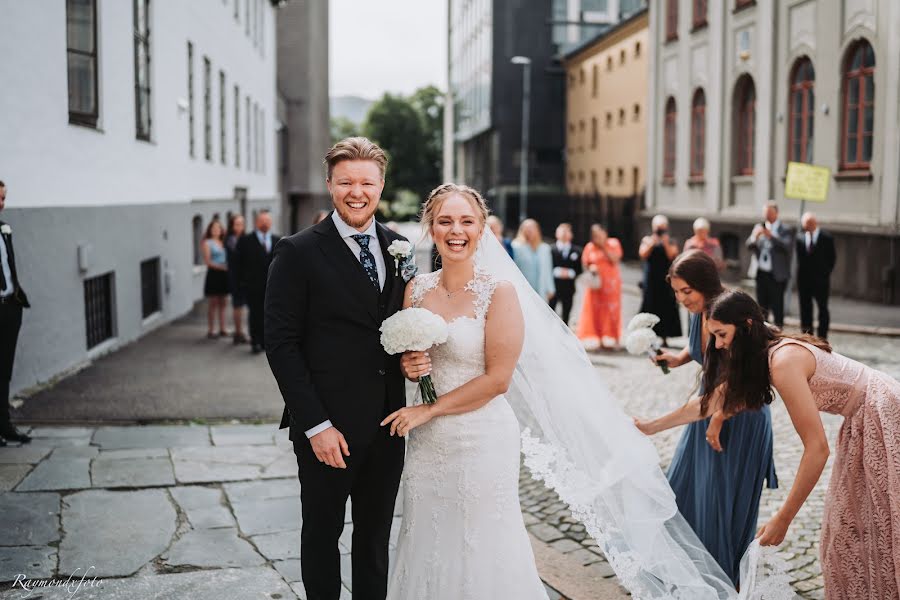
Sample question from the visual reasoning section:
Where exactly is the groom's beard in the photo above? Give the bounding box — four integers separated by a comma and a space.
334, 202, 378, 230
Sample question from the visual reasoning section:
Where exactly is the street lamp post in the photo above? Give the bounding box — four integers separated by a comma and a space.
511, 56, 531, 224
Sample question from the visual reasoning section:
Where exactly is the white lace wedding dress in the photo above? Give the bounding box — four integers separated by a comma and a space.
386, 268, 547, 600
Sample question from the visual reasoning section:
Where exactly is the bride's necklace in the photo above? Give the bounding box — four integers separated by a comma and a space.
439, 277, 469, 299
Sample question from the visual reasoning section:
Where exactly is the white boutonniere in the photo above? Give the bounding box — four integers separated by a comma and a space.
0, 224, 10, 235
570, 252, 579, 261
387, 240, 417, 281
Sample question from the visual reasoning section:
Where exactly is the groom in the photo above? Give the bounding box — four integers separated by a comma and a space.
265, 137, 409, 600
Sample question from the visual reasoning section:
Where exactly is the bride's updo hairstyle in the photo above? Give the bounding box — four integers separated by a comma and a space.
420, 183, 490, 234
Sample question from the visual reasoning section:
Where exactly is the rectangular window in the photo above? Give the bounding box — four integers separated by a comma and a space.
260, 108, 266, 173
253, 0, 259, 47
84, 272, 114, 349
140, 258, 161, 318
259, 2, 265, 55
133, 0, 152, 141
253, 103, 260, 172
246, 95, 251, 171
666, 0, 678, 41
204, 57, 212, 161
234, 0, 239, 20
245, 0, 250, 35
67, 0, 99, 127
234, 85, 241, 167
187, 42, 194, 157
219, 70, 227, 164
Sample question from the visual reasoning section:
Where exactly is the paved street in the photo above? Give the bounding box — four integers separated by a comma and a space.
2, 285, 899, 599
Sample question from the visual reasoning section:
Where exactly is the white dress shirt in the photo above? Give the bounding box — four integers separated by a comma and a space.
0, 234, 13, 297
552, 242, 576, 280
305, 211, 387, 439
805, 228, 820, 252
255, 230, 272, 253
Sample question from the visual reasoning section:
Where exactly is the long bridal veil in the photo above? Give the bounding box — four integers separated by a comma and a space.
474, 230, 792, 600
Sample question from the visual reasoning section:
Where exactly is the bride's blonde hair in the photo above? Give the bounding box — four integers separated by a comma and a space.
420, 183, 490, 234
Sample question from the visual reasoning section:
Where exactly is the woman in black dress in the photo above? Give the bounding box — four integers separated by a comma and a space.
638, 214, 682, 344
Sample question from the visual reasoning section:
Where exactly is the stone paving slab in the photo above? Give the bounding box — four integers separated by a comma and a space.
0, 446, 50, 464
169, 486, 235, 529
16, 459, 91, 492
92, 426, 210, 450
251, 530, 301, 561
48, 446, 99, 459
210, 424, 276, 446
0, 466, 32, 493
58, 489, 176, 577
232, 496, 300, 536
27, 427, 95, 439
161, 527, 265, 569
90, 457, 175, 489
223, 477, 299, 504
0, 492, 60, 546
273, 558, 302, 583
0, 566, 297, 600
0, 546, 56, 582
26, 436, 93, 448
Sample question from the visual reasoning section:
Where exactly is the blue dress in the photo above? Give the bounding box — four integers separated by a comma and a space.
666, 313, 778, 585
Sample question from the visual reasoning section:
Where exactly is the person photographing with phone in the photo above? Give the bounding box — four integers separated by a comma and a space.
638, 214, 681, 345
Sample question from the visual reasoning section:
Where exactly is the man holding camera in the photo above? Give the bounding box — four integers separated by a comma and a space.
746, 201, 795, 329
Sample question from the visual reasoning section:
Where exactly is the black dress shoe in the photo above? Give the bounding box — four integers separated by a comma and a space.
251, 345, 262, 354
0, 437, 7, 447
0, 427, 31, 444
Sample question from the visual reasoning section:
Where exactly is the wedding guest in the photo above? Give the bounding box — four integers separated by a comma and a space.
746, 201, 795, 328
512, 219, 554, 301
202, 220, 229, 339
702, 290, 900, 598
236, 210, 281, 353
0, 181, 31, 445
796, 212, 836, 339
683, 217, 725, 271
487, 215, 514, 258
638, 215, 681, 344
576, 224, 623, 349
549, 223, 582, 325
225, 214, 248, 344
312, 210, 329, 225
634, 251, 776, 585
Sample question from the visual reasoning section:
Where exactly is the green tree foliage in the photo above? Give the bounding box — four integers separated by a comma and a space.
330, 116, 360, 145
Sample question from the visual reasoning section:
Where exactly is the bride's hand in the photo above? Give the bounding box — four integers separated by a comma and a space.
382, 404, 436, 437
400, 351, 431, 382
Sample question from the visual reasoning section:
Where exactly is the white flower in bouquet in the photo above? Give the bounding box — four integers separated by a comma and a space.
626, 312, 660, 332
380, 308, 449, 403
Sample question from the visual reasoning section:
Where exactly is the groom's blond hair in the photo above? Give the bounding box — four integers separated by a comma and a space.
324, 137, 388, 180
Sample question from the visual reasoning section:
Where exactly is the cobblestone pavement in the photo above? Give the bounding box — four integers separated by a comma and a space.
515, 284, 900, 599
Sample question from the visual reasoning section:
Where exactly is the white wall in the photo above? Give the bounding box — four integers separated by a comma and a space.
0, 0, 278, 208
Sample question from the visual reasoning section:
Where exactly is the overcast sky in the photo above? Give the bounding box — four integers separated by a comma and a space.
329, 0, 448, 99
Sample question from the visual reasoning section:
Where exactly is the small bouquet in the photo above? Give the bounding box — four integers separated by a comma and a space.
625, 313, 669, 374
380, 308, 449, 403
387, 240, 417, 281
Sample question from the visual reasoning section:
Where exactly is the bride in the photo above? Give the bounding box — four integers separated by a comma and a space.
382, 183, 792, 599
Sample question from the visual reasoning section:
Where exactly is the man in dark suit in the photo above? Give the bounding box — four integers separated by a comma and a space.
0, 181, 31, 445
265, 138, 409, 600
796, 212, 836, 339
235, 210, 280, 353
549, 222, 582, 325
746, 201, 795, 328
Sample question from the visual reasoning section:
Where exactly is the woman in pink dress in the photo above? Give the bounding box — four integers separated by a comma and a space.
576, 224, 622, 349
700, 290, 900, 599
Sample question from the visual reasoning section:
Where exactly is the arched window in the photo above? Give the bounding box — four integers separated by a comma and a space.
666, 0, 678, 41
690, 89, 706, 178
788, 57, 815, 163
663, 97, 677, 181
693, 0, 707, 29
734, 76, 756, 175
841, 40, 875, 170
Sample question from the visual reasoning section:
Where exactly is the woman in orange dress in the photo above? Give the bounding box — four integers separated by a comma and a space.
576, 224, 623, 349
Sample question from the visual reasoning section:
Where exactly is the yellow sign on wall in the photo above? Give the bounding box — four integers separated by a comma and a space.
784, 161, 830, 202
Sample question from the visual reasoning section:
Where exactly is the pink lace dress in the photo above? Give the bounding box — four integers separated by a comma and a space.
769, 339, 900, 600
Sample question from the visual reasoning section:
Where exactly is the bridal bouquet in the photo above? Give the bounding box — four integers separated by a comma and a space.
380, 308, 449, 404
625, 313, 669, 374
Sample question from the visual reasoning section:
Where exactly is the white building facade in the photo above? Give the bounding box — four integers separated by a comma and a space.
647, 0, 900, 304
0, 0, 280, 394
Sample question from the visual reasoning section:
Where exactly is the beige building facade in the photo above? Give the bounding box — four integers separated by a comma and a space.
564, 10, 649, 198
647, 0, 900, 304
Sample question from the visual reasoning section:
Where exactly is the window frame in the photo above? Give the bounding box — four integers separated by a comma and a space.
692, 0, 708, 30
219, 70, 227, 164
133, 0, 152, 141
663, 97, 677, 182
67, 0, 100, 128
665, 0, 678, 42
788, 57, 815, 164
735, 76, 756, 176
203, 57, 212, 161
690, 88, 706, 178
840, 40, 875, 171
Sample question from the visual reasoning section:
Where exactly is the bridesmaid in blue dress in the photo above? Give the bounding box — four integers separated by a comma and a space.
634, 250, 777, 586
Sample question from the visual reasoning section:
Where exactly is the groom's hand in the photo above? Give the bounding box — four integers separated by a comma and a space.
400, 351, 431, 382
309, 427, 350, 469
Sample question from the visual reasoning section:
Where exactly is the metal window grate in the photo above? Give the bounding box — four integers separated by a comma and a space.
84, 273, 114, 349
141, 258, 161, 318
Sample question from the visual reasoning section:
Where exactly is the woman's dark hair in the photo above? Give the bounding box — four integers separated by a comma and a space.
203, 220, 224, 241
701, 289, 831, 415
226, 213, 244, 237
667, 250, 724, 303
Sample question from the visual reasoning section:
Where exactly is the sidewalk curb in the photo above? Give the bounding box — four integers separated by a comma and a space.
621, 284, 900, 337
531, 534, 628, 600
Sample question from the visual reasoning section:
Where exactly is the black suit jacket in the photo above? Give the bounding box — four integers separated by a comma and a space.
796, 229, 836, 287
0, 220, 30, 308
235, 231, 281, 298
264, 215, 408, 446
551, 243, 583, 292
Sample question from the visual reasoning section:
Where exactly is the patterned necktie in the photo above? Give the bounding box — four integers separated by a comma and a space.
351, 234, 379, 290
